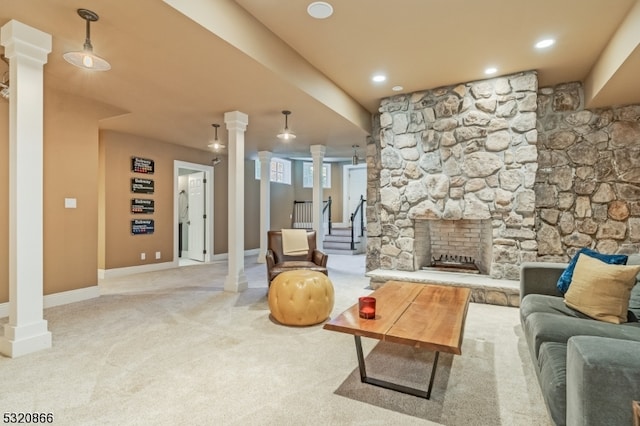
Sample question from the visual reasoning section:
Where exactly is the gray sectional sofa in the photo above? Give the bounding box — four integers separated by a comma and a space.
520, 260, 640, 426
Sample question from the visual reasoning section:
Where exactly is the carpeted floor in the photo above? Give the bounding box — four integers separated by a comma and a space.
0, 254, 551, 425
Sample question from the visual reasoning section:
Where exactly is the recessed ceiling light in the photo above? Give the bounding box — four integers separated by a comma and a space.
392, 85, 403, 92
307, 2, 333, 19
372, 74, 386, 83
535, 38, 555, 49
484, 67, 497, 75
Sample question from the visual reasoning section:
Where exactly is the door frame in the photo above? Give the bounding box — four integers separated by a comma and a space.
174, 160, 214, 264
186, 171, 206, 262
342, 163, 367, 227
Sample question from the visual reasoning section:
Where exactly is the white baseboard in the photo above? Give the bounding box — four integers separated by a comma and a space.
99, 249, 261, 279
211, 248, 260, 262
0, 249, 264, 318
98, 261, 177, 279
0, 285, 100, 319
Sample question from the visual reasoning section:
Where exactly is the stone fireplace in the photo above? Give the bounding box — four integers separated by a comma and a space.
366, 71, 540, 280
365, 73, 640, 300
367, 72, 640, 283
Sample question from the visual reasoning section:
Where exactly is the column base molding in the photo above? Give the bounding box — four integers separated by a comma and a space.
224, 274, 249, 293
0, 321, 51, 358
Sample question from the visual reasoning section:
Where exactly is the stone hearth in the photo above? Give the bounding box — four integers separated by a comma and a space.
366, 268, 520, 307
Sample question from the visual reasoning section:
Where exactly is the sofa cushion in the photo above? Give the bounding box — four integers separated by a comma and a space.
566, 336, 640, 426
564, 254, 640, 324
629, 283, 640, 322
628, 254, 640, 321
520, 294, 590, 326
538, 342, 567, 426
556, 248, 628, 294
524, 311, 640, 359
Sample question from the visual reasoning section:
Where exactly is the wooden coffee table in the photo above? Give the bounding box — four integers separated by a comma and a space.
324, 280, 471, 399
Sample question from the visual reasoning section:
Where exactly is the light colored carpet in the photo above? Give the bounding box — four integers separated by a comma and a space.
0, 254, 551, 425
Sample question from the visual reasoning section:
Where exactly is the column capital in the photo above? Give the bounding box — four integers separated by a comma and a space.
258, 151, 273, 162
224, 111, 249, 131
310, 144, 326, 157
1, 20, 52, 63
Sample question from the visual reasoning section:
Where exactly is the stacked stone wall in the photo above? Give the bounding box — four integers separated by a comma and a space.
536, 82, 640, 260
366, 118, 382, 272
366, 71, 539, 279
367, 76, 640, 278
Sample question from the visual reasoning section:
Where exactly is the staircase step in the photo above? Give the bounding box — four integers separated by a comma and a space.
328, 227, 352, 236
323, 240, 360, 250
323, 248, 362, 255
323, 239, 365, 254
324, 235, 358, 244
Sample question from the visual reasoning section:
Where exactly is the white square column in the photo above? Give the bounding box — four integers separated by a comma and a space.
0, 21, 52, 357
224, 111, 249, 292
310, 145, 326, 249
257, 151, 272, 263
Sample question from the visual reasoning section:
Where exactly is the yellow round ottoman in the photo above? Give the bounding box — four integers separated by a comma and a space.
268, 270, 334, 326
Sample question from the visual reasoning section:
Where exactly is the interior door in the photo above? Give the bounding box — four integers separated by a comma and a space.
347, 167, 367, 226
187, 171, 205, 261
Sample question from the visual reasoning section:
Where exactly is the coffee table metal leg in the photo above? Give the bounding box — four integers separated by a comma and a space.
353, 335, 440, 400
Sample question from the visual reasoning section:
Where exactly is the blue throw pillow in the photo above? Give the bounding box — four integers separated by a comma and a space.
556, 248, 628, 294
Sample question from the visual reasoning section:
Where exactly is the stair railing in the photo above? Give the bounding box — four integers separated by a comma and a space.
323, 196, 332, 235
291, 200, 311, 229
291, 197, 331, 233
349, 195, 366, 250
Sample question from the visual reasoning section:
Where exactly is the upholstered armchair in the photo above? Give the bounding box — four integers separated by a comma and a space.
265, 230, 328, 287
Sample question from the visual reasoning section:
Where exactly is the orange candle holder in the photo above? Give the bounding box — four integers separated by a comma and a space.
359, 296, 376, 319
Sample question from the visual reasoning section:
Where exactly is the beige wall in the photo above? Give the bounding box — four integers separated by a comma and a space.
213, 159, 228, 255
0, 90, 335, 304
1, 89, 122, 300
207, 158, 261, 254
100, 131, 222, 268
266, 159, 349, 231
43, 91, 105, 294
270, 179, 296, 231
292, 161, 346, 224
98, 137, 106, 269
243, 160, 260, 250
100, 132, 261, 267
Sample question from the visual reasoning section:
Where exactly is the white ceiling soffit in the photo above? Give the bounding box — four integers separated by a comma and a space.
163, 0, 371, 136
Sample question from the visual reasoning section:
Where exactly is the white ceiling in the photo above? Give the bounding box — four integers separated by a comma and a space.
1, 0, 639, 160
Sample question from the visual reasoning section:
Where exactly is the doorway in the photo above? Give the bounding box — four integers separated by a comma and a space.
174, 160, 214, 266
342, 164, 367, 226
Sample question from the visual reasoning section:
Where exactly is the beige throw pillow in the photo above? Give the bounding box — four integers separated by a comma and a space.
564, 254, 640, 324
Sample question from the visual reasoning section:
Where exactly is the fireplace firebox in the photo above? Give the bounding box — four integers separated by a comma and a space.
414, 219, 492, 275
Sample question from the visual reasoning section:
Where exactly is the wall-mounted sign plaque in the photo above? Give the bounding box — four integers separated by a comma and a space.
131, 219, 154, 235
132, 157, 154, 174
131, 198, 155, 214
131, 178, 154, 194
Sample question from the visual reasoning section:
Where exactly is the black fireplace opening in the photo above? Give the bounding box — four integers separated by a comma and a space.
427, 254, 480, 274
